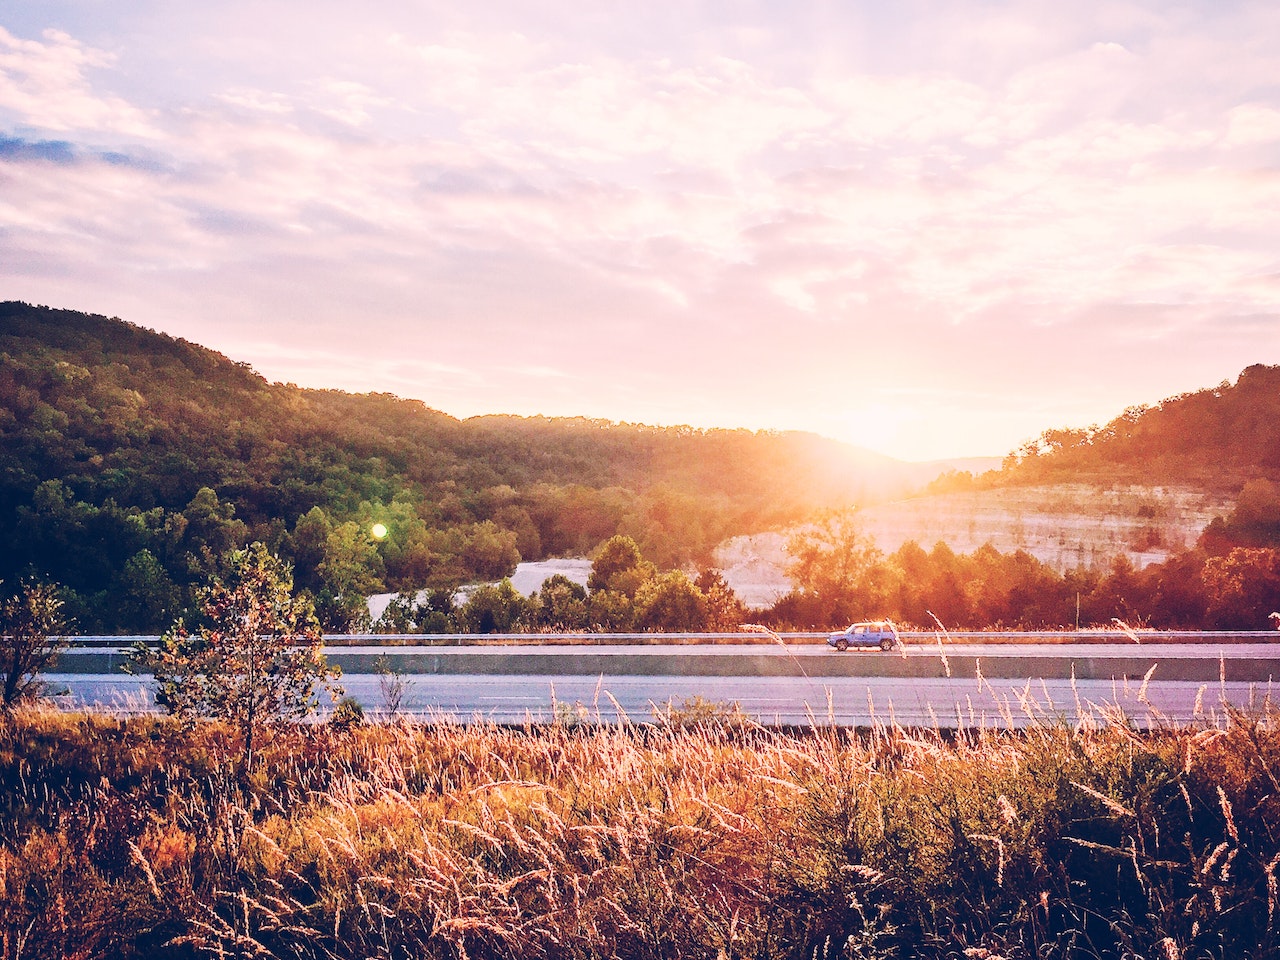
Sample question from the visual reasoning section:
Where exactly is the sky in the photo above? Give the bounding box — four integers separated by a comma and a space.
2, 1, 1279, 462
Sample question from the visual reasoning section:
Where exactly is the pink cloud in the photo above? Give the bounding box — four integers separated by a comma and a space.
2, 4, 1280, 460
0, 27, 156, 136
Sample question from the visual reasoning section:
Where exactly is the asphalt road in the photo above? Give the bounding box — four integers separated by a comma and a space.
44, 639, 1280, 727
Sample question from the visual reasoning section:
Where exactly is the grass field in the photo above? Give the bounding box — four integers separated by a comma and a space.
2, 702, 1278, 958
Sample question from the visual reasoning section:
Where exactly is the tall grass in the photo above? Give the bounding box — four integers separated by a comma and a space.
1, 703, 1278, 958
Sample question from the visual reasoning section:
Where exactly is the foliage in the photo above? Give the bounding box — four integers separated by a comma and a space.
768, 528, 1242, 631
531, 574, 589, 631
9, 302, 1280, 633
1000, 363, 1280, 489
0, 301, 919, 633
130, 542, 340, 769
0, 579, 67, 708
5, 707, 1280, 957
634, 570, 709, 632
1201, 547, 1280, 629
587, 534, 655, 594
455, 579, 530, 634
783, 509, 888, 627
329, 695, 365, 729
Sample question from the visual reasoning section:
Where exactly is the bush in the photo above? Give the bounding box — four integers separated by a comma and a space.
0, 579, 67, 709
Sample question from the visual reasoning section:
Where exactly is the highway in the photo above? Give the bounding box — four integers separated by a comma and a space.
45, 635, 1280, 727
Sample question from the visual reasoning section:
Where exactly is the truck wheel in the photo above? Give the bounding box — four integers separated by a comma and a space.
880, 638, 893, 652
836, 639, 849, 652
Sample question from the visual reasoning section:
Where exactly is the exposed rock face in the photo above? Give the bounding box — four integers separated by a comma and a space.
715, 484, 1234, 609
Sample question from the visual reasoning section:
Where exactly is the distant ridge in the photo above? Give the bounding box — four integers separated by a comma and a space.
0, 300, 939, 570
998, 363, 1280, 490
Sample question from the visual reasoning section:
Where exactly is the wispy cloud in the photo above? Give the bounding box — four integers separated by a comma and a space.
0, 27, 156, 137
1, 2, 1278, 459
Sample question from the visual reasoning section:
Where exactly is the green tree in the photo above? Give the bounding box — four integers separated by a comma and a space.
534, 574, 589, 631
314, 520, 385, 632
587, 589, 634, 632
1, 579, 67, 709
457, 580, 529, 634
695, 569, 747, 632
634, 571, 708, 632
373, 591, 421, 634
111, 549, 181, 633
413, 588, 457, 633
286, 506, 333, 593
132, 542, 341, 770
588, 535, 655, 596
785, 509, 885, 626
460, 520, 521, 581
180, 487, 249, 578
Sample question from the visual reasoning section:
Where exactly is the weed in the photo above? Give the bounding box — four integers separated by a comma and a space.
1, 705, 1279, 957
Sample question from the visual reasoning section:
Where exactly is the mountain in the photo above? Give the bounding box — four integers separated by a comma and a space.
997, 364, 1280, 489
0, 301, 939, 629
0, 301, 931, 521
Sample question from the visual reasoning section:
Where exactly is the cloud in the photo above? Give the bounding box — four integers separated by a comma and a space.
0, 135, 75, 162
2, 5, 1280, 458
1224, 103, 1280, 147
0, 27, 156, 137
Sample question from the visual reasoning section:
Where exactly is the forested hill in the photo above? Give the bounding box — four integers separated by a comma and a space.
0, 301, 923, 630
994, 363, 1280, 489
0, 301, 919, 524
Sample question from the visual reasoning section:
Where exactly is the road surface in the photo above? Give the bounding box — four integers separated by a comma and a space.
44, 638, 1280, 727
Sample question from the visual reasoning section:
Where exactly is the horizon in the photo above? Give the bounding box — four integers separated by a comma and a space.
16, 296, 1021, 466
3, 2, 1279, 461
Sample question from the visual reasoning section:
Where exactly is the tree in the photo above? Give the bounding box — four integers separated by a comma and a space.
1202, 547, 1280, 629
180, 487, 249, 578
588, 535, 655, 596
1, 579, 67, 709
457, 580, 529, 634
695, 569, 746, 632
534, 574, 589, 631
313, 521, 385, 632
785, 509, 885, 626
111, 549, 181, 633
460, 520, 521, 581
634, 571, 708, 632
132, 542, 341, 770
587, 589, 635, 632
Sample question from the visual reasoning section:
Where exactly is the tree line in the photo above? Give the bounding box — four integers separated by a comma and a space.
5, 301, 1280, 634
374, 534, 745, 635
1, 301, 917, 632
994, 363, 1280, 490
367, 489, 1280, 635
767, 495, 1280, 631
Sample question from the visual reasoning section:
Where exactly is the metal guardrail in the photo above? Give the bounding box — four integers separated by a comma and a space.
59, 630, 1280, 649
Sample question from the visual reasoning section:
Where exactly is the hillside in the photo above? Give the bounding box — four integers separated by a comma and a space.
995, 363, 1280, 489
0, 302, 942, 523
5, 301, 1277, 633
715, 369, 1280, 613
0, 301, 932, 630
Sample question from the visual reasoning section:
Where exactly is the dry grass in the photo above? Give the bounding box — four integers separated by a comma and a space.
2, 703, 1279, 958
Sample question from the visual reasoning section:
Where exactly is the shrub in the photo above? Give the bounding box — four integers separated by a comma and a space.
130, 542, 341, 770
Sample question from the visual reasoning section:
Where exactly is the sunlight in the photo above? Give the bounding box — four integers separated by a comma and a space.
832, 403, 912, 456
